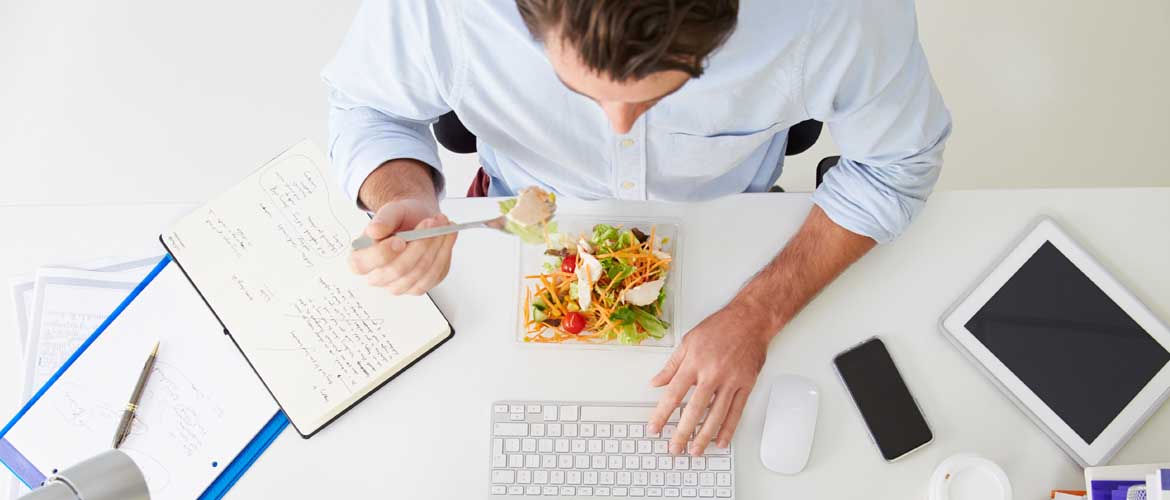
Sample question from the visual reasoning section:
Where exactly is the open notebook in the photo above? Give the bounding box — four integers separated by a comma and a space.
161, 141, 453, 437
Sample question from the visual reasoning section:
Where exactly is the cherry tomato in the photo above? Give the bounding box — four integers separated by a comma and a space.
561, 254, 578, 273
562, 312, 586, 334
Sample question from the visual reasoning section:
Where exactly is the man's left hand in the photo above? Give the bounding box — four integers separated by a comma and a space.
647, 298, 772, 456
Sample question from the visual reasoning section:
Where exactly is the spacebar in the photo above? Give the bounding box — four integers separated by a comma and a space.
579, 405, 681, 423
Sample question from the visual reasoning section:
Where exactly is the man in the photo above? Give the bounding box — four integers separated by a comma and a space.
324, 0, 950, 457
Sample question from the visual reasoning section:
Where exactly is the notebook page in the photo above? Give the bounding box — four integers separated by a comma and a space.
162, 141, 450, 434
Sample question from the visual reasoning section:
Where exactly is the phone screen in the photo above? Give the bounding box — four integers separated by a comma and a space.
834, 338, 933, 461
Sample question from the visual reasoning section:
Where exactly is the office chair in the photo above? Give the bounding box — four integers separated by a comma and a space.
432, 111, 839, 189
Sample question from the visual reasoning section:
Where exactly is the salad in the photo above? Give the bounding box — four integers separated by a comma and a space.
522, 223, 673, 345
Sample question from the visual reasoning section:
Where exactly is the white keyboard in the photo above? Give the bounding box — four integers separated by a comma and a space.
489, 401, 735, 499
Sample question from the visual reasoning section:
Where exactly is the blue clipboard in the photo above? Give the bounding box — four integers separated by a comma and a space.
0, 256, 288, 498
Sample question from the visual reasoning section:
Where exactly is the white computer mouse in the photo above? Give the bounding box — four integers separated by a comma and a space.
759, 374, 819, 474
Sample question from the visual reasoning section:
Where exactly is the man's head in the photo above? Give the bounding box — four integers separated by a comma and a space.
517, 0, 739, 134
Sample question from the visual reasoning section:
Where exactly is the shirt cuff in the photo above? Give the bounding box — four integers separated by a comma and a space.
340, 138, 446, 210
810, 158, 922, 244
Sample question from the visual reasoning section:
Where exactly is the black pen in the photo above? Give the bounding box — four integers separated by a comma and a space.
112, 341, 159, 448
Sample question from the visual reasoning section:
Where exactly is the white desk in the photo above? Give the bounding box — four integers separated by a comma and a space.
2, 189, 1169, 499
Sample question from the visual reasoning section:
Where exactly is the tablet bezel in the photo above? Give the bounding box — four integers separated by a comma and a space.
941, 217, 1170, 466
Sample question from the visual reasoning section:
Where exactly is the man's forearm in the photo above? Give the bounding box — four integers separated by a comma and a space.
734, 205, 877, 340
357, 159, 441, 212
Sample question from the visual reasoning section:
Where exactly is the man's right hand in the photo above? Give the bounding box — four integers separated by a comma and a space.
348, 160, 456, 295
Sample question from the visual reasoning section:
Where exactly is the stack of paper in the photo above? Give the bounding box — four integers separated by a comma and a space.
7, 256, 160, 500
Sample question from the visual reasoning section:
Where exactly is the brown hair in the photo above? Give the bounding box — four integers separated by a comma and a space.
516, 0, 739, 82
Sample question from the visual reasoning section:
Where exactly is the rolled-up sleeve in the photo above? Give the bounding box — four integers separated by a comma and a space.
803, 0, 952, 243
322, 0, 463, 206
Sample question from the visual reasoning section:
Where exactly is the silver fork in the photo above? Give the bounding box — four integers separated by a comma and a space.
350, 215, 508, 250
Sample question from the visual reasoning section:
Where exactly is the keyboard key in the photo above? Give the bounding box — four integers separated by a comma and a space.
665, 487, 681, 497
638, 440, 653, 454
649, 486, 663, 497
630, 424, 645, 438
715, 473, 730, 486
674, 457, 688, 470
505, 439, 520, 452
543, 455, 557, 468
548, 424, 562, 437
494, 423, 528, 437
508, 454, 522, 468
683, 472, 698, 486
632, 487, 647, 497
666, 472, 682, 486
531, 423, 545, 437
560, 405, 579, 421
518, 470, 532, 483
609, 456, 623, 469
494, 404, 509, 413
581, 423, 595, 437
544, 406, 558, 421
699, 472, 714, 487
596, 423, 612, 438
509, 404, 525, 414
543, 486, 558, 495
521, 438, 536, 452
707, 457, 731, 471
560, 486, 576, 495
527, 404, 541, 414
592, 456, 606, 469
654, 441, 669, 454
564, 423, 579, 437
556, 439, 570, 453
642, 456, 657, 470
509, 413, 525, 421
651, 471, 665, 486
605, 440, 620, 453
575, 455, 589, 469
618, 471, 632, 485
625, 456, 640, 469
572, 439, 587, 453
716, 487, 732, 498
508, 485, 524, 495
492, 455, 506, 468
662, 425, 677, 439
588, 439, 603, 453
539, 439, 553, 453
525, 455, 539, 468
658, 457, 672, 470
699, 487, 714, 497
614, 424, 628, 438
491, 485, 506, 494
534, 470, 548, 484
682, 487, 697, 497
585, 471, 599, 484
691, 457, 706, 470
621, 440, 636, 454
580, 486, 594, 495
614, 487, 629, 496
492, 470, 515, 484
601, 471, 616, 485
597, 487, 612, 496
706, 446, 730, 455
634, 471, 649, 485
558, 455, 573, 469
551, 470, 565, 484
568, 470, 582, 484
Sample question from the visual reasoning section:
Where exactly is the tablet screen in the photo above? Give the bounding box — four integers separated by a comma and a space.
965, 241, 1170, 443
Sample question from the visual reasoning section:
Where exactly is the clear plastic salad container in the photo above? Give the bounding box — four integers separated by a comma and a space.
514, 215, 682, 351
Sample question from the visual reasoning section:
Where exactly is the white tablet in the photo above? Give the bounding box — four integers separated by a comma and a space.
941, 217, 1170, 467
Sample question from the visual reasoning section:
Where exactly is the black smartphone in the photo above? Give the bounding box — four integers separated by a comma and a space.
833, 337, 933, 461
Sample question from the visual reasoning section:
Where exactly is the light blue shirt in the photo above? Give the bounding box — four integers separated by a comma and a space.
323, 0, 951, 243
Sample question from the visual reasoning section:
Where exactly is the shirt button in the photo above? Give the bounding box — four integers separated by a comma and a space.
621, 181, 636, 190
620, 139, 635, 148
